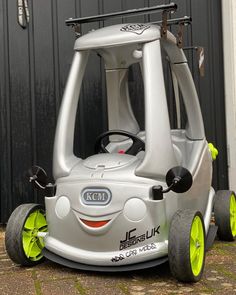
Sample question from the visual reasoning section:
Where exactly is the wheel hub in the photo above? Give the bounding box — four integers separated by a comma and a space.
190, 215, 205, 277
230, 194, 236, 237
22, 209, 47, 261
195, 240, 200, 248
32, 228, 38, 237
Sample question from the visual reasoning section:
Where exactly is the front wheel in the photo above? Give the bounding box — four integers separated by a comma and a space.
168, 210, 206, 282
5, 203, 47, 266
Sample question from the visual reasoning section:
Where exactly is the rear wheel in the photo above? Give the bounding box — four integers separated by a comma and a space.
214, 190, 236, 241
168, 210, 206, 282
5, 203, 47, 266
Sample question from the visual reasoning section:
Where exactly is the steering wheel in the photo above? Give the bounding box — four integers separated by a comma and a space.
95, 130, 145, 155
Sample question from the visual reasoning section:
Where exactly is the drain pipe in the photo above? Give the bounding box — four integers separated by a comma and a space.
222, 0, 236, 191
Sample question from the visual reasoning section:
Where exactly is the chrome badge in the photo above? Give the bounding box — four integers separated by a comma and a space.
81, 188, 112, 206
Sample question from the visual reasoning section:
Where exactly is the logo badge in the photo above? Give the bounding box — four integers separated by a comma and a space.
81, 188, 112, 206
120, 24, 150, 35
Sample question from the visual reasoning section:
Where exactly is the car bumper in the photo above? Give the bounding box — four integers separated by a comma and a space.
42, 247, 168, 272
44, 235, 168, 266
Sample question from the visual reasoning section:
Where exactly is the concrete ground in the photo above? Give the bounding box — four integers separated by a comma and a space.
0, 226, 235, 295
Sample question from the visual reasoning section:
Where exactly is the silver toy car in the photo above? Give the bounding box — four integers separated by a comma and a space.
5, 3, 236, 282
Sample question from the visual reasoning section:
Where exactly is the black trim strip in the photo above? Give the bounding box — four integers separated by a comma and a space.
42, 248, 168, 272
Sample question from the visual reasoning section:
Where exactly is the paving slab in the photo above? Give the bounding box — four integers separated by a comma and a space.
41, 279, 79, 295
0, 226, 235, 295
0, 272, 36, 295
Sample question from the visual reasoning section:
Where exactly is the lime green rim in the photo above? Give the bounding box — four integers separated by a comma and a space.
190, 215, 205, 277
230, 194, 236, 237
22, 209, 47, 261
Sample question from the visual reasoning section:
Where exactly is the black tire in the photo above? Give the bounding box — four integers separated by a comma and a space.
168, 209, 206, 282
214, 190, 236, 241
5, 203, 47, 266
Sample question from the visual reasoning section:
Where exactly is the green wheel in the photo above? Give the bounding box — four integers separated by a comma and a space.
168, 210, 206, 282
214, 190, 236, 241
5, 203, 47, 266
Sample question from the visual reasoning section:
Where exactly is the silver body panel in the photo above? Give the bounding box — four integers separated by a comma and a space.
47, 23, 214, 266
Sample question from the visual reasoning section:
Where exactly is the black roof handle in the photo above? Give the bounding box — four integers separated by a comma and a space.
65, 3, 177, 26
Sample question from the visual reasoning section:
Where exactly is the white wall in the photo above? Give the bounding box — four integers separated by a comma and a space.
222, 0, 236, 190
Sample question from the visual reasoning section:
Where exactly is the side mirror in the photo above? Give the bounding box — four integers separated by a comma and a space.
27, 166, 48, 190
152, 166, 193, 200
166, 166, 193, 193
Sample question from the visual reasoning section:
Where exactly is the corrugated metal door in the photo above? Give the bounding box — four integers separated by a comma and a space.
0, 0, 227, 223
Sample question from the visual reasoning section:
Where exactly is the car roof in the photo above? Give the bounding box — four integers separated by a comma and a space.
74, 23, 161, 51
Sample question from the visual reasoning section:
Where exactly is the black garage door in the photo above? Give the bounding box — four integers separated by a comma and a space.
0, 0, 227, 223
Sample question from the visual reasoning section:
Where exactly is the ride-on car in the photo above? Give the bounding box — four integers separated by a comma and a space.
5, 3, 236, 282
